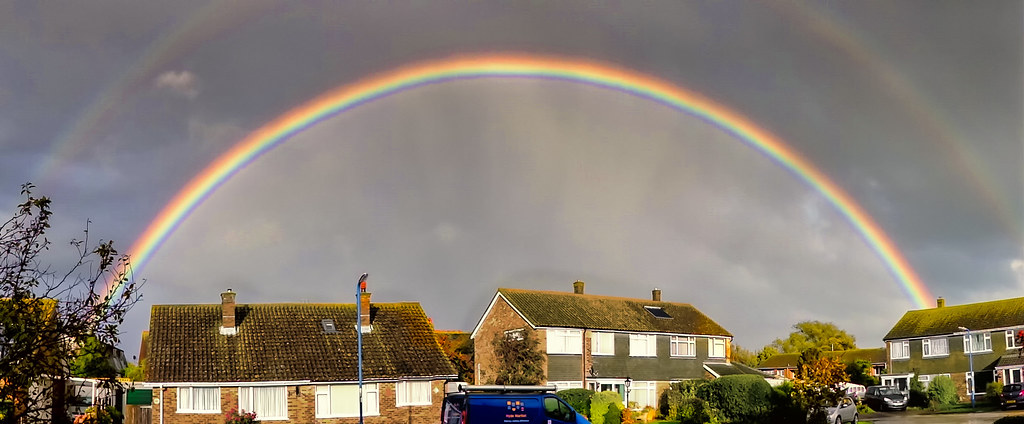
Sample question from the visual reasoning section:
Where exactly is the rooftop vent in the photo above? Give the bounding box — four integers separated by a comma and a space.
644, 306, 671, 319
321, 319, 337, 334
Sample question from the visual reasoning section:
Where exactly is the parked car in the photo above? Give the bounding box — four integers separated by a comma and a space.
863, 385, 907, 411
441, 383, 591, 424
1002, 383, 1024, 410
826, 396, 859, 424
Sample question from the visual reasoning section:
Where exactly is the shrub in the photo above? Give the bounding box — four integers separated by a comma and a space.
558, 388, 595, 418
856, 403, 875, 415
697, 375, 773, 423
768, 382, 805, 423
908, 374, 928, 408
590, 391, 623, 424
676, 398, 717, 424
659, 379, 709, 419
987, 381, 1004, 405
926, 375, 958, 406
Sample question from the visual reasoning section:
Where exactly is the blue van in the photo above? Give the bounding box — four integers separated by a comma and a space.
441, 384, 591, 424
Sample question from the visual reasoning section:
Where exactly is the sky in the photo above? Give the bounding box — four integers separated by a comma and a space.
1, 1, 1022, 360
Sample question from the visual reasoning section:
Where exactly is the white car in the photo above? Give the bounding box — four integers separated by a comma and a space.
825, 396, 858, 424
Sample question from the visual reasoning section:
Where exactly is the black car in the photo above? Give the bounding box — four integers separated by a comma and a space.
1002, 383, 1024, 410
863, 385, 907, 411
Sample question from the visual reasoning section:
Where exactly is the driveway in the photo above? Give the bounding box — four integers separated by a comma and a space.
865, 410, 1024, 424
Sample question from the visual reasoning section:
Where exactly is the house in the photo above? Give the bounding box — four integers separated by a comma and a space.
881, 296, 1024, 399
471, 281, 740, 410
144, 287, 457, 423
757, 348, 886, 379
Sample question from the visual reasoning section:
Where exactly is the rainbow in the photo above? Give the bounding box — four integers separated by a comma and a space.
108, 53, 933, 308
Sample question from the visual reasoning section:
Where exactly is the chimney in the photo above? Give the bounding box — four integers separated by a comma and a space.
360, 291, 372, 333
220, 289, 237, 336
573, 280, 585, 294
936, 297, 945, 308
652, 288, 662, 302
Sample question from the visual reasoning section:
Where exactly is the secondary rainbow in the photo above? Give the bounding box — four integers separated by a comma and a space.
108, 54, 933, 308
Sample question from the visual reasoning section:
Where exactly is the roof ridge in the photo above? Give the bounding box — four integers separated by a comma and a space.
498, 287, 693, 306
909, 296, 1024, 312
153, 301, 421, 307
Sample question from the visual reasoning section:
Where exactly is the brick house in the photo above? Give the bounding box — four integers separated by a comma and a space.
881, 296, 1024, 399
144, 288, 456, 423
471, 281, 742, 410
757, 348, 886, 380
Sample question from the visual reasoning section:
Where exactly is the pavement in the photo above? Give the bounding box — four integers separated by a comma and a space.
864, 409, 1024, 424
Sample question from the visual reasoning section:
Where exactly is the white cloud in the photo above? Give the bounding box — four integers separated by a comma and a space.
154, 70, 200, 99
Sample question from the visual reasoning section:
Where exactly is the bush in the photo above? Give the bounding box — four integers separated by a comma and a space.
768, 382, 805, 423
908, 375, 928, 408
987, 381, 1004, 405
558, 388, 595, 418
676, 398, 717, 424
659, 379, 709, 420
697, 375, 773, 423
590, 391, 623, 424
926, 375, 958, 406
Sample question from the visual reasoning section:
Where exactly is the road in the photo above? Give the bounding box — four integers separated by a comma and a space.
865, 410, 1024, 424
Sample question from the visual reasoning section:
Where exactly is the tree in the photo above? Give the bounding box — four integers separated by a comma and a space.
436, 331, 474, 383
792, 348, 848, 424
731, 344, 758, 367
122, 361, 145, 382
845, 359, 879, 387
1, 184, 142, 423
756, 345, 779, 364
771, 321, 857, 353
70, 336, 119, 380
490, 327, 544, 385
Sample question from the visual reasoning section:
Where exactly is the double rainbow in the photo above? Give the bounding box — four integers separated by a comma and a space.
109, 54, 932, 308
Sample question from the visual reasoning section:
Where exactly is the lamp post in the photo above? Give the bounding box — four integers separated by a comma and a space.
958, 326, 975, 408
624, 376, 632, 408
357, 273, 368, 424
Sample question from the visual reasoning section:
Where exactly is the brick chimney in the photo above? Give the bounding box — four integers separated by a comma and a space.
936, 297, 945, 308
360, 287, 372, 334
220, 289, 237, 336
573, 280, 585, 294
652, 288, 662, 302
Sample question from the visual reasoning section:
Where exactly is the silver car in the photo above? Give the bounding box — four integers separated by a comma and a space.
825, 396, 858, 424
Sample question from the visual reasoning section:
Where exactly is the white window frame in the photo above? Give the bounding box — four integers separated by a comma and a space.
396, 381, 432, 407
238, 386, 288, 421
547, 329, 583, 354
176, 387, 220, 414
315, 383, 379, 418
890, 340, 910, 360
629, 334, 657, 357
628, 381, 657, 409
708, 338, 726, 359
591, 332, 615, 356
922, 337, 948, 358
963, 332, 992, 353
548, 381, 583, 391
670, 336, 696, 358
1007, 330, 1020, 349
1003, 368, 1022, 384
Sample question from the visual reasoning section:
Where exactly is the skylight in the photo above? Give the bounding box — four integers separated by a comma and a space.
644, 306, 671, 319
321, 319, 337, 334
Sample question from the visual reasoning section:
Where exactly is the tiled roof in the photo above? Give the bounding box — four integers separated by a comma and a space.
757, 348, 886, 369
497, 288, 731, 337
996, 353, 1024, 368
146, 302, 456, 383
704, 362, 772, 378
883, 297, 1024, 340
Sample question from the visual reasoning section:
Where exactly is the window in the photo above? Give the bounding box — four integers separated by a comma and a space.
670, 336, 696, 357
1003, 368, 1022, 384
592, 332, 614, 356
548, 381, 583, 391
396, 381, 432, 406
1008, 330, 1020, 349
644, 306, 671, 319
176, 387, 220, 413
890, 340, 910, 359
239, 386, 287, 420
922, 337, 948, 357
316, 384, 379, 418
628, 381, 657, 409
629, 334, 656, 357
504, 328, 524, 341
547, 329, 583, 354
964, 332, 992, 353
708, 338, 726, 358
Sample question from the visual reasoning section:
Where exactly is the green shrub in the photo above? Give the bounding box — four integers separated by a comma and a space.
696, 375, 773, 423
557, 388, 595, 418
908, 375, 928, 408
856, 403, 875, 415
590, 391, 623, 424
603, 403, 622, 424
676, 398, 717, 424
987, 381, 1004, 405
768, 383, 805, 423
926, 375, 958, 406
659, 379, 709, 419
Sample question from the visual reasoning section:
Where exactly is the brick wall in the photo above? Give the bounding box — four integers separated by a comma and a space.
473, 296, 546, 384
151, 380, 445, 424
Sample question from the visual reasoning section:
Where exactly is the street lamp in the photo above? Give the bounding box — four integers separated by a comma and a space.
624, 377, 632, 407
357, 273, 368, 424
958, 326, 975, 408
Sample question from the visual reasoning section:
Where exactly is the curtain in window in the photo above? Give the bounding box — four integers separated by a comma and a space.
240, 387, 286, 419
398, 381, 431, 405
195, 388, 219, 412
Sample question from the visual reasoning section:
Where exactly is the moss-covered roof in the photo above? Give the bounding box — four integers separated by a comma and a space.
705, 362, 772, 378
146, 302, 456, 383
757, 348, 886, 369
883, 297, 1024, 341
498, 288, 731, 337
